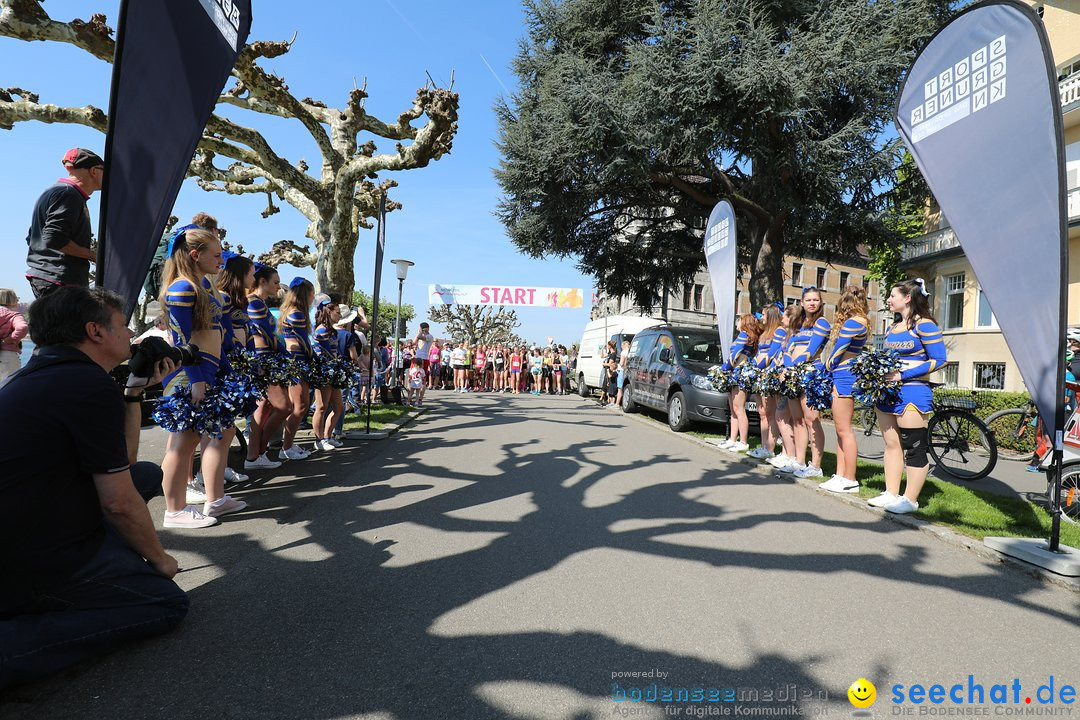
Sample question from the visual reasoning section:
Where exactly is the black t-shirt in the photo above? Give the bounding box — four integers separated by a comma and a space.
0, 346, 129, 588
493, 351, 505, 367
25, 181, 93, 285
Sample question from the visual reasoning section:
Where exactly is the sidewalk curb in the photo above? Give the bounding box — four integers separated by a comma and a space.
586, 399, 1080, 594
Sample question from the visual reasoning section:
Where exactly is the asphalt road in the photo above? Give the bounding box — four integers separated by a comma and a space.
3, 392, 1078, 719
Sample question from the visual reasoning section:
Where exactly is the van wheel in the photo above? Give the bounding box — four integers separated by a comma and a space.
621, 383, 637, 413
668, 391, 690, 432
578, 373, 589, 398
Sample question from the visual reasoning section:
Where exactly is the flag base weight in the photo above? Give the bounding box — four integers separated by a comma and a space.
983, 537, 1080, 576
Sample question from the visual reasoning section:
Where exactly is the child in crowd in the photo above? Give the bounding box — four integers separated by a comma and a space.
407, 356, 426, 406
0, 288, 28, 384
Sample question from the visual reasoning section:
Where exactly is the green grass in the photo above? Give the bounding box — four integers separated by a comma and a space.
342, 405, 414, 432
633, 409, 1080, 547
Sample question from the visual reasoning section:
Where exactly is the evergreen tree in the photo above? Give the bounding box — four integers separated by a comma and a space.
496, 0, 952, 307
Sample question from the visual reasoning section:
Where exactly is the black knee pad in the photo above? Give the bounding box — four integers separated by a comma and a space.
900, 427, 929, 468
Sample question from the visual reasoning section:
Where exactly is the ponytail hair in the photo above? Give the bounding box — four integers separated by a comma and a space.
217, 255, 254, 311
278, 279, 314, 334
831, 285, 870, 340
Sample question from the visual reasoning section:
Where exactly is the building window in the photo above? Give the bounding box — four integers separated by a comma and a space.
791, 262, 803, 286
941, 362, 959, 388
839, 271, 850, 289
976, 286, 997, 328
682, 284, 692, 311
816, 267, 827, 289
693, 284, 704, 312
944, 273, 965, 329
974, 362, 1006, 390
786, 297, 799, 307
863, 276, 871, 292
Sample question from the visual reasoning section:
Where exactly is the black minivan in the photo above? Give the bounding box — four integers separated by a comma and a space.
621, 325, 759, 432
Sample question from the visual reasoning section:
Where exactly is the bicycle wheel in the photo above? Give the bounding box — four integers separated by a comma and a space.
927, 409, 997, 481
853, 405, 885, 460
1049, 466, 1080, 526
984, 408, 1037, 461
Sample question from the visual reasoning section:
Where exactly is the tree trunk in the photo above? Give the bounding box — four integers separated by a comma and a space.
748, 220, 785, 309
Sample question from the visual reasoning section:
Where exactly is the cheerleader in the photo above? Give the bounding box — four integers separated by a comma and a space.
157, 228, 245, 528
187, 255, 259, 496
748, 303, 784, 460
870, 279, 946, 514
245, 265, 291, 468
279, 278, 316, 459
789, 286, 831, 478
715, 314, 759, 452
818, 285, 870, 494
768, 306, 799, 470
312, 299, 345, 451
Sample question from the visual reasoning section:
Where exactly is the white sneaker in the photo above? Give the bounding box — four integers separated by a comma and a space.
279, 445, 311, 461
767, 454, 792, 468
747, 447, 772, 459
204, 494, 248, 518
163, 505, 218, 529
244, 453, 283, 470
729, 441, 750, 452
794, 465, 824, 479
826, 477, 860, 493
315, 438, 338, 451
326, 437, 344, 448
224, 467, 249, 483
884, 496, 920, 514
778, 462, 804, 474
818, 475, 844, 492
867, 491, 900, 508
711, 438, 732, 448
185, 480, 206, 504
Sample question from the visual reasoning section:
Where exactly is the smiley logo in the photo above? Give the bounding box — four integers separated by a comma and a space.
848, 678, 877, 709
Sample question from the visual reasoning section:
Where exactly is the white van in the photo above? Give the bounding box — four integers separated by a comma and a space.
575, 314, 665, 396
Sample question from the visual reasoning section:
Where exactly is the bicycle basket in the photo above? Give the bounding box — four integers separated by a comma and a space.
934, 389, 978, 410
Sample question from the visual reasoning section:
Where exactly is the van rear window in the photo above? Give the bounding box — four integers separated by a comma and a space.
674, 332, 722, 364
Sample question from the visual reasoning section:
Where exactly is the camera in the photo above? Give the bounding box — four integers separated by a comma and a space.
129, 336, 200, 379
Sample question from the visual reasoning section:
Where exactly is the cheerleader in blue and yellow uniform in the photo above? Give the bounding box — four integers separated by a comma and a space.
818, 285, 870, 495
716, 313, 760, 453
245, 265, 291, 468
278, 277, 316, 460
157, 227, 243, 528
788, 287, 831, 477
748, 303, 785, 460
871, 278, 946, 514
311, 299, 345, 452
770, 305, 800, 471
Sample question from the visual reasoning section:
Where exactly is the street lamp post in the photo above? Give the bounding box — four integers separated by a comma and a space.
390, 259, 414, 399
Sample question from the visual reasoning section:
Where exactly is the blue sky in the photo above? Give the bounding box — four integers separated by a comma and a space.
0, 0, 594, 346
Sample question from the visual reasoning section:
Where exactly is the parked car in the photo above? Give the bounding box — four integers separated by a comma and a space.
621, 325, 760, 432
575, 314, 665, 397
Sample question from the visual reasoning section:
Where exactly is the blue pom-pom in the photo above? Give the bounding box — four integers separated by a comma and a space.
780, 361, 810, 399
851, 348, 902, 407
707, 365, 735, 391
756, 365, 783, 396
735, 364, 759, 393
803, 365, 834, 410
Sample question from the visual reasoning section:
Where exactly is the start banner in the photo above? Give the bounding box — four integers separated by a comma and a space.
429, 284, 584, 308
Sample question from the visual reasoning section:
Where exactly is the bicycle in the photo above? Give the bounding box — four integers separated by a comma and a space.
984, 400, 1039, 462
854, 390, 997, 480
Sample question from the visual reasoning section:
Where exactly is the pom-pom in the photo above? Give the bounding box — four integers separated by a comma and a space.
735, 364, 759, 393
755, 364, 783, 396
802, 365, 834, 410
264, 354, 303, 386
151, 384, 236, 438
851, 348, 902, 407
304, 357, 329, 387
780, 361, 811, 399
707, 365, 735, 391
